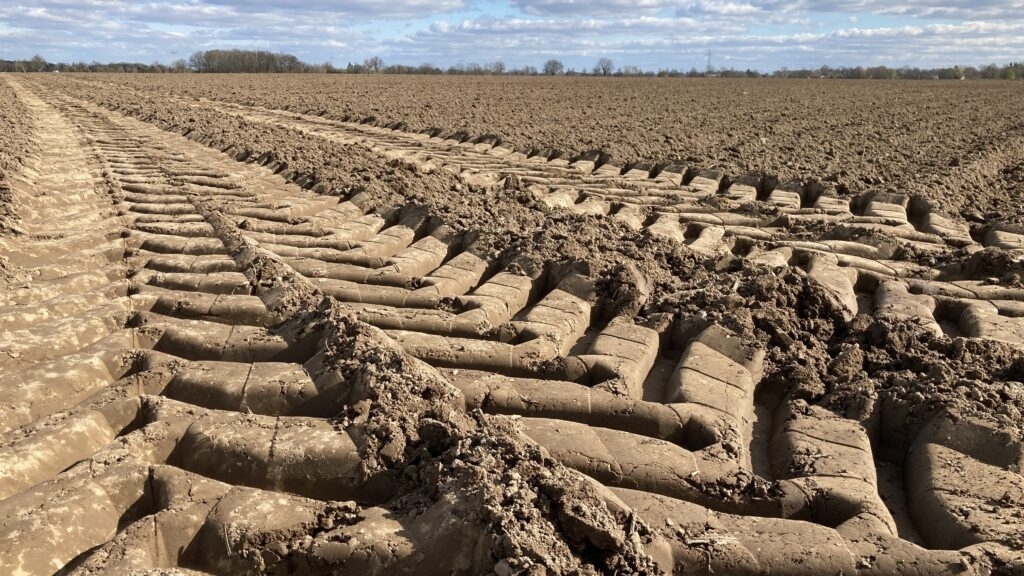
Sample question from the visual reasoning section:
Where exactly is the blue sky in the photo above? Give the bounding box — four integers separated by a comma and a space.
1, 1, 1022, 72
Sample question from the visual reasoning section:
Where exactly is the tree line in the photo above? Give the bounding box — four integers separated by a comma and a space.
772, 63, 1023, 80
186, 50, 305, 73
2, 51, 1022, 80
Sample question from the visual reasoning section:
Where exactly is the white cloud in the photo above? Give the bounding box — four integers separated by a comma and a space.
0, 1, 410, 62
800, 0, 1024, 19
393, 14, 1024, 70
510, 0, 681, 16
0, 0, 467, 30
197, 0, 470, 19
515, 0, 1024, 20
1, 1, 1023, 70
432, 15, 710, 34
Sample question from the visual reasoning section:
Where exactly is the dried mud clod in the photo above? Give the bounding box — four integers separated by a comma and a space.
409, 416, 662, 575
301, 304, 662, 573
939, 247, 1024, 286
315, 307, 472, 473
826, 318, 1024, 439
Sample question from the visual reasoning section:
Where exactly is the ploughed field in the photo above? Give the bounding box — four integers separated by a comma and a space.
1, 72, 1023, 575
93, 73, 1024, 222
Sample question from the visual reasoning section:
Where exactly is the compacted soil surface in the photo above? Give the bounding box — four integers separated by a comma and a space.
1, 73, 1023, 575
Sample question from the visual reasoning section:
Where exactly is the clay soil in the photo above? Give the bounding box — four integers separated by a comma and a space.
1, 73, 1023, 575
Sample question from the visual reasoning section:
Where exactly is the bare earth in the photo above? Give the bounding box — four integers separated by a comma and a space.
96, 74, 1024, 220
1, 73, 1023, 575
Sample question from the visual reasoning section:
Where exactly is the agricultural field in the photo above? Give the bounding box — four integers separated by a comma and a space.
94, 73, 1024, 220
1, 72, 1023, 574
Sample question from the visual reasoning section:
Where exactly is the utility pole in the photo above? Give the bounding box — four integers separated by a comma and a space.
705, 50, 713, 76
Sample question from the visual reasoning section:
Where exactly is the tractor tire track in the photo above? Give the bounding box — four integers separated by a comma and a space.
0, 76, 1021, 574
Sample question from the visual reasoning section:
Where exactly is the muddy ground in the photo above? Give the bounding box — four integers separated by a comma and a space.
1, 73, 1023, 574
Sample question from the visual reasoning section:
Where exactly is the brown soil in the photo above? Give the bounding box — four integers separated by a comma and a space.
1, 72, 1023, 575
0, 79, 32, 232
86, 73, 1024, 221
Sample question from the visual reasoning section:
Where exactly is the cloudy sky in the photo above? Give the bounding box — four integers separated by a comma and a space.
1, 1, 1022, 72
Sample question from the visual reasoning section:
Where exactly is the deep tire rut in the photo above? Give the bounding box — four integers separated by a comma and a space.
1, 76, 1022, 575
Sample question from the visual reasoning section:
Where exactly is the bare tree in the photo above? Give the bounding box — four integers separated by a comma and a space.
593, 57, 613, 76
509, 65, 538, 75
364, 56, 384, 73
28, 54, 47, 72
188, 51, 207, 72
186, 49, 311, 73
542, 59, 564, 75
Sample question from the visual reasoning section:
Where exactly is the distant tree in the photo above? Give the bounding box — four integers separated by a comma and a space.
364, 56, 383, 73
27, 54, 47, 72
277, 53, 301, 72
593, 57, 614, 76
979, 63, 1001, 79
542, 59, 564, 75
508, 65, 537, 75
185, 49, 311, 73
188, 51, 206, 72
6, 53, 1021, 79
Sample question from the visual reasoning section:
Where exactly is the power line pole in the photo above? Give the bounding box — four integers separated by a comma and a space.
705, 50, 713, 76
